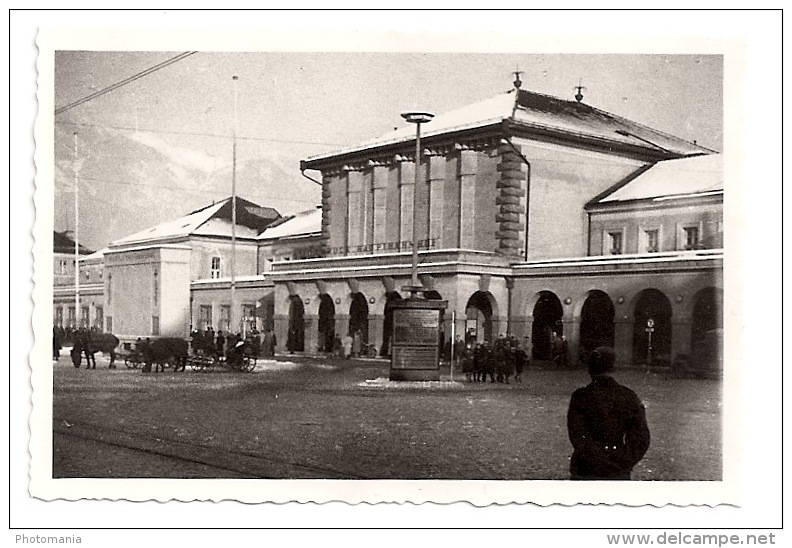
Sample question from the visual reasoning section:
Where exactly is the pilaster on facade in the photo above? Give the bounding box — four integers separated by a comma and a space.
427, 154, 446, 249
495, 143, 528, 257
399, 161, 415, 245
320, 174, 332, 246
458, 149, 478, 249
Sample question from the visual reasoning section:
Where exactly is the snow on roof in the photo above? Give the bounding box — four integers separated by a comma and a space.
53, 231, 93, 255
82, 247, 109, 261
598, 154, 722, 203
258, 207, 322, 240
110, 197, 279, 247
304, 89, 712, 165
111, 201, 226, 246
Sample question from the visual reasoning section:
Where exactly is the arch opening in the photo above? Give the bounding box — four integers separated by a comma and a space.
465, 291, 494, 344
691, 287, 723, 347
579, 290, 615, 363
349, 293, 369, 344
532, 291, 563, 360
632, 288, 673, 366
287, 295, 305, 353
381, 291, 402, 356
318, 294, 335, 353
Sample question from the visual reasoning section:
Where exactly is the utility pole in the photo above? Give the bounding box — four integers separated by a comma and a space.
73, 132, 80, 330
231, 75, 238, 337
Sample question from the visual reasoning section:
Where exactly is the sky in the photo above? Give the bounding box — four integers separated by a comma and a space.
53, 50, 722, 251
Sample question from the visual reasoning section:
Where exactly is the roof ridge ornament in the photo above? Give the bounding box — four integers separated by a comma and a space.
574, 78, 586, 102
511, 67, 523, 118
513, 67, 523, 90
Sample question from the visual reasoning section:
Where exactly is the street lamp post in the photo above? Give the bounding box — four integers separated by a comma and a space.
388, 110, 448, 382
400, 111, 434, 294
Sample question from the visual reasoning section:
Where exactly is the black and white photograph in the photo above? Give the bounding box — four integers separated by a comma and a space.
15, 9, 783, 535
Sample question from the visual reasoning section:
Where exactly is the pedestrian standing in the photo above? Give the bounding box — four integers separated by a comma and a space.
567, 346, 651, 480
333, 334, 343, 358
352, 330, 362, 358
343, 333, 353, 359
216, 331, 226, 359
53, 326, 62, 360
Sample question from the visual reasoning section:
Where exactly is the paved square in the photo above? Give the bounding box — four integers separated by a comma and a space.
52, 355, 722, 480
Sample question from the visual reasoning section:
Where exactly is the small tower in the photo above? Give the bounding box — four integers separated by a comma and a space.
574, 78, 586, 102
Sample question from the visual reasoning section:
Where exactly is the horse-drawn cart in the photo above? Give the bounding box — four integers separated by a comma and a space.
186, 339, 256, 372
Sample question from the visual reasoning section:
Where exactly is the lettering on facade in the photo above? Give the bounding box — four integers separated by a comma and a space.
295, 238, 439, 259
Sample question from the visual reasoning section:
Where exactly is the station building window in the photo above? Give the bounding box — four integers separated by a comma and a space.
641, 228, 660, 253
199, 305, 213, 331
211, 256, 221, 279
679, 223, 702, 250
605, 229, 624, 255
220, 305, 231, 332
94, 306, 103, 330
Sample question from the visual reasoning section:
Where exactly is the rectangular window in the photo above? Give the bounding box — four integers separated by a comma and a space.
644, 229, 659, 253
608, 231, 623, 255
199, 305, 213, 331
211, 256, 221, 279
55, 308, 64, 328
220, 305, 231, 333
105, 316, 112, 333
67, 307, 76, 329
152, 316, 160, 336
81, 306, 90, 329
94, 306, 103, 330
242, 304, 256, 332
684, 226, 700, 250
56, 260, 68, 275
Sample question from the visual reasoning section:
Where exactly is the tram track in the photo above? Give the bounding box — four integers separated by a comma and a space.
53, 418, 366, 480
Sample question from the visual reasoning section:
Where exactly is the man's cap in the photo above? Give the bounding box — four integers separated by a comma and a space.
588, 346, 616, 375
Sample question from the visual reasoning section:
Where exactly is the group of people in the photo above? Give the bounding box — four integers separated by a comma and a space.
330, 331, 365, 359
458, 333, 528, 384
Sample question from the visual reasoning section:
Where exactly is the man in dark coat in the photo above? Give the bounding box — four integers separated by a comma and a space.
567, 346, 650, 480
53, 327, 62, 360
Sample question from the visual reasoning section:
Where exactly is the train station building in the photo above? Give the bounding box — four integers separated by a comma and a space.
54, 81, 723, 368
271, 84, 723, 367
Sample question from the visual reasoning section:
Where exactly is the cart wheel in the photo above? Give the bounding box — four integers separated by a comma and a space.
124, 358, 133, 369
243, 357, 255, 372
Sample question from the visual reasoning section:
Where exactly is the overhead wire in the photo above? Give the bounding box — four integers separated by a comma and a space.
54, 52, 198, 116
55, 119, 344, 148
55, 175, 321, 204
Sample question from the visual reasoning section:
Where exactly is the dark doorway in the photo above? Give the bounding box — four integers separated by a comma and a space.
381, 291, 402, 356
532, 291, 563, 360
579, 290, 615, 362
349, 293, 369, 343
632, 288, 673, 365
287, 295, 305, 352
318, 294, 335, 353
691, 287, 723, 347
465, 291, 494, 344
